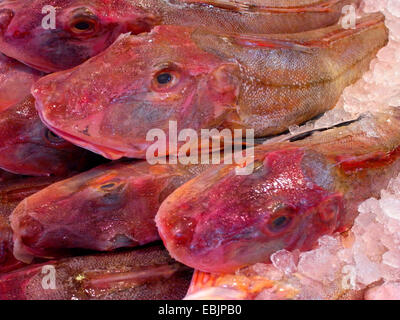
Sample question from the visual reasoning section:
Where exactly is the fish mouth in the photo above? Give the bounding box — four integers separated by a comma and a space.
21, 60, 55, 74
40, 120, 128, 160
33, 98, 125, 160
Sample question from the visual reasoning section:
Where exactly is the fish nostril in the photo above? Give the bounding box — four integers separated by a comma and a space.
0, 9, 13, 32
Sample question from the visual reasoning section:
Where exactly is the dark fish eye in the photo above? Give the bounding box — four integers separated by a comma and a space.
45, 129, 67, 145
71, 18, 97, 34
157, 72, 172, 85
269, 216, 291, 232
74, 20, 92, 31
100, 182, 116, 191
263, 203, 295, 235
69, 8, 98, 35
99, 180, 125, 193
152, 66, 180, 91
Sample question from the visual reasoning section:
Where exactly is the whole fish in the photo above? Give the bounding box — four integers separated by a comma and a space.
0, 53, 42, 111
0, 174, 67, 273
156, 109, 400, 273
10, 158, 215, 263
0, 245, 193, 300
0, 0, 360, 72
0, 95, 98, 176
33, 13, 388, 160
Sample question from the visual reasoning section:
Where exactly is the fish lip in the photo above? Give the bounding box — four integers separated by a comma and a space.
40, 120, 127, 160
19, 60, 55, 74
33, 98, 121, 159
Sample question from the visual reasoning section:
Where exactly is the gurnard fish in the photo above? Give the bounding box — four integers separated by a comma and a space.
156, 109, 400, 273
10, 159, 215, 263
0, 0, 360, 72
0, 53, 42, 111
0, 95, 97, 176
0, 173, 66, 273
0, 245, 193, 300
33, 13, 388, 160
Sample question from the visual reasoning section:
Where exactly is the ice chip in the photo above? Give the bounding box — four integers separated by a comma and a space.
365, 282, 400, 300
271, 250, 297, 276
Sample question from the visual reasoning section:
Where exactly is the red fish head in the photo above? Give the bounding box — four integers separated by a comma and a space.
32, 26, 240, 159
156, 147, 344, 273
10, 161, 167, 262
0, 0, 158, 72
0, 95, 95, 176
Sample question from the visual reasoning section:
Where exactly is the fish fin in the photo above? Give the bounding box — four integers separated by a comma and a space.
231, 34, 314, 52
77, 263, 186, 297
187, 270, 220, 295
179, 0, 357, 13
231, 12, 385, 50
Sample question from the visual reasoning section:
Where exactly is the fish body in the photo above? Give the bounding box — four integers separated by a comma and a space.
0, 53, 42, 111
0, 245, 192, 300
33, 13, 388, 160
156, 109, 400, 273
0, 95, 98, 176
10, 159, 212, 263
0, 174, 67, 273
0, 0, 360, 72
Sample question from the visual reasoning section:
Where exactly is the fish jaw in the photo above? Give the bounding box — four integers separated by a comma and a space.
0, 0, 157, 72
32, 26, 239, 159
156, 147, 342, 273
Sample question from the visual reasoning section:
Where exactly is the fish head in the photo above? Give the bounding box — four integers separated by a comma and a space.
32, 26, 240, 159
156, 147, 344, 273
0, 0, 158, 72
0, 95, 95, 176
10, 161, 166, 261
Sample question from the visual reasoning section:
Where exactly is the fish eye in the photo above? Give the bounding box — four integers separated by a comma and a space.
100, 182, 117, 191
98, 180, 124, 193
70, 17, 97, 34
268, 216, 292, 233
152, 66, 180, 91
44, 129, 67, 145
157, 73, 172, 84
69, 8, 98, 35
263, 204, 295, 236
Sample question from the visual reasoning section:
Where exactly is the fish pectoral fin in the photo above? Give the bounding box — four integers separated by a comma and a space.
232, 34, 314, 53
179, 0, 353, 13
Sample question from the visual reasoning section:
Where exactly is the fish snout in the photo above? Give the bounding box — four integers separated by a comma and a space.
0, 8, 13, 32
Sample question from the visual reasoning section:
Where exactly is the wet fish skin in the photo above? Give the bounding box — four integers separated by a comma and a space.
156, 109, 400, 273
0, 173, 67, 273
33, 13, 388, 160
0, 95, 98, 176
0, 0, 360, 72
10, 159, 211, 263
0, 53, 42, 111
0, 245, 193, 300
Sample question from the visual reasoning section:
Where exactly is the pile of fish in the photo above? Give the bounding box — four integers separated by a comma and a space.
0, 0, 397, 300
